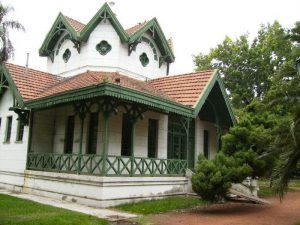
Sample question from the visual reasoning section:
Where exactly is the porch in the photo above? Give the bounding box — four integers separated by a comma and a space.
26, 97, 194, 177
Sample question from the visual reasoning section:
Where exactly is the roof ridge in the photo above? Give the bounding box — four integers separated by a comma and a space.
149, 70, 215, 82
4, 62, 63, 80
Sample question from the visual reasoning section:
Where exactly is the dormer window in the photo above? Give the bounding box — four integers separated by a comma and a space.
96, 40, 112, 55
139, 53, 149, 67
63, 49, 71, 63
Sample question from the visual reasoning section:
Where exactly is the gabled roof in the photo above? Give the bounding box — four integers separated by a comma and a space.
128, 18, 175, 63
1, 62, 235, 124
39, 13, 80, 56
1, 63, 61, 106
80, 3, 128, 43
39, 3, 175, 63
36, 71, 174, 102
149, 70, 215, 107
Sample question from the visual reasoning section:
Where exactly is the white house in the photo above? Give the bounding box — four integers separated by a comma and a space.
0, 3, 236, 207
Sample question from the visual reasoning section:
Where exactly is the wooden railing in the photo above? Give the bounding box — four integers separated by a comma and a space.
26, 152, 187, 177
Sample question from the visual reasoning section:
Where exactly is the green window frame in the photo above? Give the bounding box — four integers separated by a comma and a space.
64, 116, 75, 154
148, 119, 158, 158
16, 120, 25, 142
167, 116, 195, 168
96, 40, 112, 55
87, 113, 99, 154
203, 130, 209, 159
4, 116, 12, 143
121, 114, 132, 156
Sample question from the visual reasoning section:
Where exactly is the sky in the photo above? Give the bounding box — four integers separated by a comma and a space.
3, 0, 300, 75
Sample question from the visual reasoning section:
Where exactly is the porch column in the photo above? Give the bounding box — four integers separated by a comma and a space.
73, 102, 88, 174
101, 113, 110, 175
101, 98, 118, 175
26, 111, 34, 169
180, 117, 191, 168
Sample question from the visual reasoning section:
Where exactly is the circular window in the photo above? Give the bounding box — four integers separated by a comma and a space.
62, 49, 71, 63
96, 40, 112, 55
139, 53, 149, 67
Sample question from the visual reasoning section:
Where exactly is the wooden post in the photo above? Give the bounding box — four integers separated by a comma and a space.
102, 113, 110, 175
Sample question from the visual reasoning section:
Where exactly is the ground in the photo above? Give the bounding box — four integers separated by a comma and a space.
151, 189, 300, 225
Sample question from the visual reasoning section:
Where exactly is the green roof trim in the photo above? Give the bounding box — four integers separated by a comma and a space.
192, 70, 236, 125
25, 83, 193, 117
0, 65, 25, 108
129, 18, 175, 63
39, 13, 80, 56
38, 3, 176, 62
80, 3, 128, 43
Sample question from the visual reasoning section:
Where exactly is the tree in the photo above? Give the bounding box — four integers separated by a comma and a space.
194, 21, 292, 108
0, 2, 25, 63
267, 21, 300, 197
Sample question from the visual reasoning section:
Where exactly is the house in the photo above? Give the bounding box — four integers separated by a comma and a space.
0, 3, 235, 207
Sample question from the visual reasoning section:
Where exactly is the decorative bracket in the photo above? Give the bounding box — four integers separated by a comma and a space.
9, 107, 30, 126
122, 103, 146, 123
128, 41, 140, 56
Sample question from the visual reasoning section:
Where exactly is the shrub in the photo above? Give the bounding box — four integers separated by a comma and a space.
191, 153, 252, 202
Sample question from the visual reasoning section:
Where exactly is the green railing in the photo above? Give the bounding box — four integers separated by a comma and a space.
26, 152, 187, 177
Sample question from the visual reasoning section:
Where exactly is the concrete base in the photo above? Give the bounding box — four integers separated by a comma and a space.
0, 170, 188, 208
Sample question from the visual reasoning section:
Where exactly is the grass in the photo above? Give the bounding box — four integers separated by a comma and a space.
114, 196, 204, 215
0, 194, 108, 225
258, 179, 300, 198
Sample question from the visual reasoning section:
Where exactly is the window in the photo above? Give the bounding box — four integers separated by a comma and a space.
16, 120, 24, 142
203, 130, 209, 159
121, 114, 133, 156
62, 48, 71, 63
64, 116, 75, 154
87, 113, 99, 154
139, 52, 149, 67
148, 119, 158, 158
0, 117, 2, 132
4, 116, 12, 143
96, 40, 112, 55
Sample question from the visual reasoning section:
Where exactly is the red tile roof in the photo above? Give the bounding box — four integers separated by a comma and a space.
149, 71, 215, 107
126, 21, 148, 36
34, 71, 176, 102
4, 63, 62, 101
65, 16, 86, 33
4, 63, 215, 108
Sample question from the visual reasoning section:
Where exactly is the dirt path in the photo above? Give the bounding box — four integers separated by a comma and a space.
151, 189, 300, 225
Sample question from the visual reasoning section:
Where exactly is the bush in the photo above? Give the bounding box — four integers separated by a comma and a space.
191, 153, 252, 202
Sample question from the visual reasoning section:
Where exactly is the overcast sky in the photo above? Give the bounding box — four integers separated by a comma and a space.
3, 0, 300, 75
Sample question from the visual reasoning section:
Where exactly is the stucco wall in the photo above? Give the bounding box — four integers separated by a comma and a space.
0, 90, 28, 188
194, 117, 217, 161
47, 20, 168, 80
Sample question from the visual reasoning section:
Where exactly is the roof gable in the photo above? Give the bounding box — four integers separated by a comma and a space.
129, 18, 175, 63
80, 3, 128, 43
39, 13, 80, 57
1, 63, 61, 104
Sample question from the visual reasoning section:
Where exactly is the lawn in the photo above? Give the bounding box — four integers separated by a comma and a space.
258, 179, 300, 198
0, 194, 108, 225
114, 196, 204, 215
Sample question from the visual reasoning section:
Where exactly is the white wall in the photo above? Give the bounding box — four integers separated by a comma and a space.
47, 20, 168, 80
194, 117, 217, 161
0, 90, 28, 188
